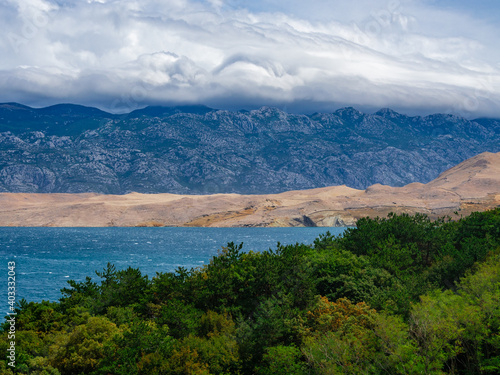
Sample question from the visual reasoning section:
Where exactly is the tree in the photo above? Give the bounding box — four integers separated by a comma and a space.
48, 316, 120, 374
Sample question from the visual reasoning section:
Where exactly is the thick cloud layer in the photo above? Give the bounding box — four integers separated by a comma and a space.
0, 0, 499, 117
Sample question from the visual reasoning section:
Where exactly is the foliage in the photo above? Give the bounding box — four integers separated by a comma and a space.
48, 316, 120, 374
257, 345, 306, 375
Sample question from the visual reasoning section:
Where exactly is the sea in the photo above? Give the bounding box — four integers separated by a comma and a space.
1, 227, 347, 305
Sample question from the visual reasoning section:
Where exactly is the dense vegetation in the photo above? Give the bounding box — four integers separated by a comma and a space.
2, 208, 500, 374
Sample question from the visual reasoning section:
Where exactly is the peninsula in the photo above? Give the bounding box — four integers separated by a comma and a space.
0, 152, 498, 227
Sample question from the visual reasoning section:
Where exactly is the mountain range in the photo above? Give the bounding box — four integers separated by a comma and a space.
0, 102, 499, 194
1, 151, 498, 227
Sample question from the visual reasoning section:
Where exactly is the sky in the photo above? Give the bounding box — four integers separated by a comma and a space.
0, 0, 499, 117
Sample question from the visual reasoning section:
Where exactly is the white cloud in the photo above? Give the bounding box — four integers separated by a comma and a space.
0, 0, 499, 117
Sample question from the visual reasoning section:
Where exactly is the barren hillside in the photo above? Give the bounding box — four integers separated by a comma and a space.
0, 152, 498, 227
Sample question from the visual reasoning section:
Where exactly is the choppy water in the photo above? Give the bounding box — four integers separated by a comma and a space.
0, 227, 347, 304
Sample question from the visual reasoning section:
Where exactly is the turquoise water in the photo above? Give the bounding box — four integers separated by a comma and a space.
0, 227, 347, 304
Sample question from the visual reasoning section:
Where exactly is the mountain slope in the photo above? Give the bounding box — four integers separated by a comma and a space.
0, 103, 499, 194
0, 152, 498, 227
426, 151, 500, 198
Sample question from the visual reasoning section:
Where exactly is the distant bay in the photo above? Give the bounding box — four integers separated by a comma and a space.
0, 227, 347, 304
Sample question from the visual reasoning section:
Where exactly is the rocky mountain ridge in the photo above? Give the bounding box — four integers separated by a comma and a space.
1, 102, 499, 194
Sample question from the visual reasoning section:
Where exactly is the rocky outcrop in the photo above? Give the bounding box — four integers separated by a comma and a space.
1, 103, 499, 194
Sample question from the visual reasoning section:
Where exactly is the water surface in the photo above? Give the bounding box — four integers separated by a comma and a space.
0, 227, 347, 303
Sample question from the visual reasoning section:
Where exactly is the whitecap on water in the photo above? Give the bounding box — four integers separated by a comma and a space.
1, 226, 344, 303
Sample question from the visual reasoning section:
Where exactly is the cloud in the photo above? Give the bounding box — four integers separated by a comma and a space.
0, 0, 499, 117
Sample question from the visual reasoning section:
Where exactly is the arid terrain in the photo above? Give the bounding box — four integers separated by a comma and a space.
0, 152, 499, 227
